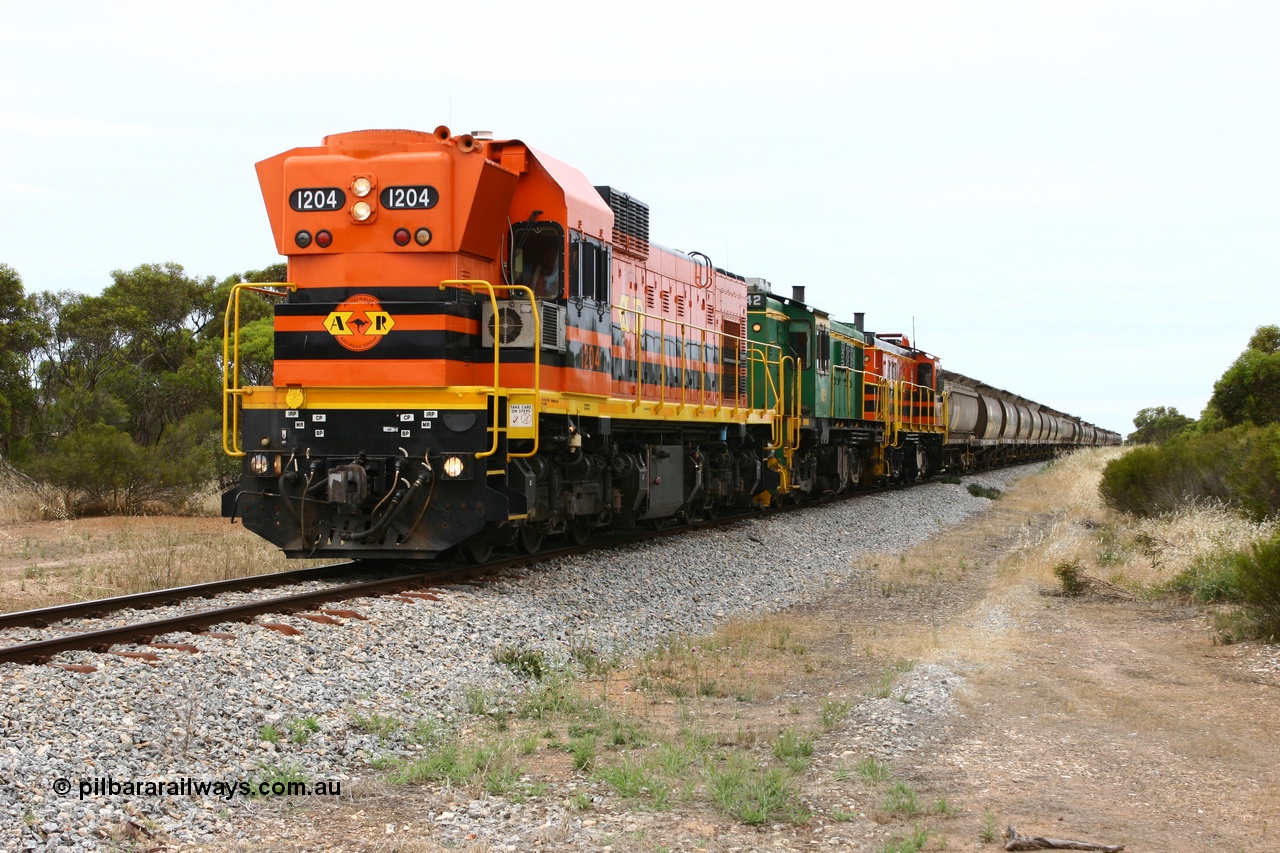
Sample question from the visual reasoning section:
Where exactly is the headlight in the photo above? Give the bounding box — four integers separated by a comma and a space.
248, 453, 271, 476
351, 201, 372, 221
442, 456, 465, 479
351, 176, 372, 197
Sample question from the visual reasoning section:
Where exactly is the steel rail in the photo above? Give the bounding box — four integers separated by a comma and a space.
0, 562, 360, 630
0, 516, 769, 666
0, 570, 454, 666
0, 460, 1047, 667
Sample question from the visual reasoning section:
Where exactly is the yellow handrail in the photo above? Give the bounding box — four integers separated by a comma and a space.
746, 344, 785, 449
781, 355, 801, 451
618, 303, 760, 415
222, 282, 295, 457
438, 280, 540, 460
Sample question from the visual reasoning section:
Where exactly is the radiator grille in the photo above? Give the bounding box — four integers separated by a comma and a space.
595, 185, 649, 260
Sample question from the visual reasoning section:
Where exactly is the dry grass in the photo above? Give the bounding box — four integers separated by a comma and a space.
847, 447, 1278, 671
0, 517, 325, 613
987, 448, 1277, 593
0, 470, 51, 524
0, 470, 329, 613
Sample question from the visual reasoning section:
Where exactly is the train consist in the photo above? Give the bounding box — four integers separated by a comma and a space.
221, 127, 1119, 561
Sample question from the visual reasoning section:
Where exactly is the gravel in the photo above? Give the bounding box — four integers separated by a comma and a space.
0, 464, 1038, 850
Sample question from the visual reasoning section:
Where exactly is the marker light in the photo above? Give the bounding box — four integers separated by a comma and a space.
248, 453, 271, 476
295, 230, 312, 248
393, 228, 411, 246
351, 201, 372, 221
315, 230, 333, 248
351, 176, 373, 197
414, 228, 432, 246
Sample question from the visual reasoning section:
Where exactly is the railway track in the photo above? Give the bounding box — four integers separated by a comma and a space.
0, 470, 989, 669
0, 505, 784, 667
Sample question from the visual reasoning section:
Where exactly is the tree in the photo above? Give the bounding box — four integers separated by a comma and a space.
0, 264, 46, 457
1210, 325, 1280, 427
1127, 406, 1195, 444
17, 260, 284, 514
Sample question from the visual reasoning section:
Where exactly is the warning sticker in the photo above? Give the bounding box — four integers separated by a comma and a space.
509, 403, 534, 428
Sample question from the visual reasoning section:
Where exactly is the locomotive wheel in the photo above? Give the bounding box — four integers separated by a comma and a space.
460, 532, 494, 564
516, 525, 544, 555
567, 515, 594, 546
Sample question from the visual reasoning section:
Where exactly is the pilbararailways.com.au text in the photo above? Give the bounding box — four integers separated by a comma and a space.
53, 776, 342, 801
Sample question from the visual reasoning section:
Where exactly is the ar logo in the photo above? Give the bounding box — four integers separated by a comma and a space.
324, 293, 395, 352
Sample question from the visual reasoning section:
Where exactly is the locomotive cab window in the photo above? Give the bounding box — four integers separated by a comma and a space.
917, 363, 935, 391
788, 323, 811, 368
569, 235, 611, 304
511, 222, 565, 298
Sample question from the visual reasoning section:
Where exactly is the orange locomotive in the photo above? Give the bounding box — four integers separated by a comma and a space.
223, 127, 781, 560
221, 126, 1117, 561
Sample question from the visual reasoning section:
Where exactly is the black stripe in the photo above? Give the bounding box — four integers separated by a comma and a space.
284, 286, 473, 304
277, 303, 474, 319
274, 330, 479, 360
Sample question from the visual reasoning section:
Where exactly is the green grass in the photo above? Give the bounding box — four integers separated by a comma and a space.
569, 734, 598, 771
880, 824, 931, 853
407, 718, 441, 746
934, 797, 959, 817
707, 753, 810, 825
595, 753, 653, 799
855, 755, 891, 783
463, 684, 503, 717
382, 739, 529, 797
819, 699, 851, 731
874, 659, 917, 699
493, 644, 548, 680
1167, 551, 1240, 602
249, 761, 307, 798
350, 711, 401, 741
884, 781, 921, 816
287, 717, 320, 745
980, 806, 1000, 842
518, 675, 584, 720
771, 727, 815, 773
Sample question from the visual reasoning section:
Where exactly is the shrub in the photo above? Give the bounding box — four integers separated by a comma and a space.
1167, 552, 1241, 603
1099, 425, 1280, 521
493, 645, 547, 680
1053, 560, 1088, 596
1233, 534, 1280, 641
21, 416, 219, 515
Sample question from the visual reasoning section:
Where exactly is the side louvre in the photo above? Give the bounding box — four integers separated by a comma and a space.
594, 186, 649, 260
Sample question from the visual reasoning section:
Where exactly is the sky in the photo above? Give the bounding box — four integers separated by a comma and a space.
2, 0, 1277, 435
